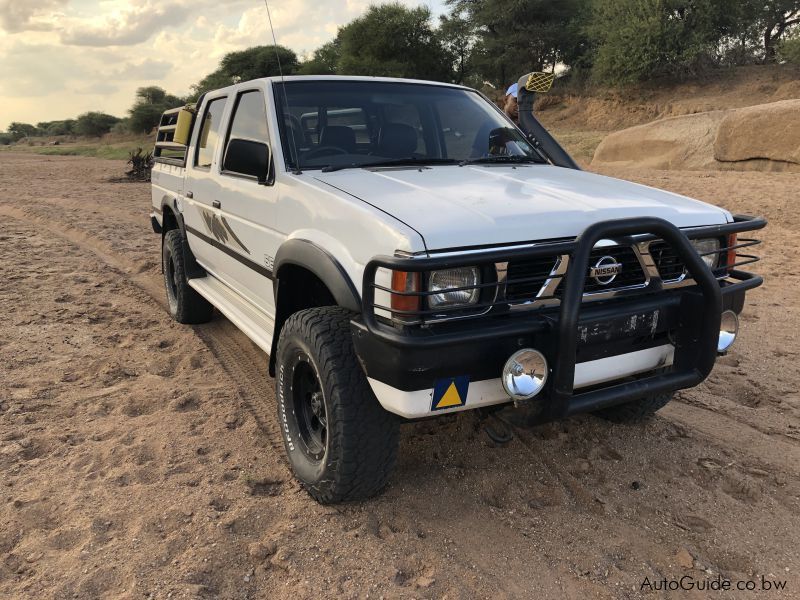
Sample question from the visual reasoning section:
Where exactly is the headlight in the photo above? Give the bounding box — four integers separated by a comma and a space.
691, 238, 720, 270
428, 267, 480, 308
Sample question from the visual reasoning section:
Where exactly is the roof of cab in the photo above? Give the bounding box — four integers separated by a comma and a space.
211, 75, 473, 93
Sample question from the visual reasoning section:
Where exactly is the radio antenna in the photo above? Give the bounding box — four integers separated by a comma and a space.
262, 0, 302, 174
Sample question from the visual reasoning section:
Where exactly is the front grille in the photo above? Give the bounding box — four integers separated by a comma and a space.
506, 245, 647, 303
506, 255, 559, 301
581, 246, 646, 294
649, 241, 685, 281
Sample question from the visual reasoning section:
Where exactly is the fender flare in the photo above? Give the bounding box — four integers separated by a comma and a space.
268, 239, 362, 375
161, 197, 205, 280
273, 239, 361, 312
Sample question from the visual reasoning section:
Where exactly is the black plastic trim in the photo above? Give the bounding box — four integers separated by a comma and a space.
160, 202, 205, 281
273, 239, 361, 312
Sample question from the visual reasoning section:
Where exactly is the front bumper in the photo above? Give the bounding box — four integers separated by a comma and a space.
354, 216, 765, 421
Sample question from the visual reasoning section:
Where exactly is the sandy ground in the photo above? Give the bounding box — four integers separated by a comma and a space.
0, 153, 798, 599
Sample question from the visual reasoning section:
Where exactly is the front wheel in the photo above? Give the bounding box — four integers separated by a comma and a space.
276, 307, 400, 503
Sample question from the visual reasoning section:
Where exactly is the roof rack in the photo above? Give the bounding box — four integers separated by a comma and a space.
154, 105, 195, 167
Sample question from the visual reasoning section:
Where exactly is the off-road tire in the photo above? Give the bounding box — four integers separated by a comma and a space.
594, 392, 674, 423
162, 229, 214, 324
276, 306, 400, 503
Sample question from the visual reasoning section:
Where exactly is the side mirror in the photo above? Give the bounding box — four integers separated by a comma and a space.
223, 138, 271, 183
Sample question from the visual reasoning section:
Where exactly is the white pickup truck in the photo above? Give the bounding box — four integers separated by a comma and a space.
150, 75, 765, 503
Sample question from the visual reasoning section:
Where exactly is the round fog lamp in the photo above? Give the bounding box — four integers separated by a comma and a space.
502, 349, 548, 401
717, 310, 739, 353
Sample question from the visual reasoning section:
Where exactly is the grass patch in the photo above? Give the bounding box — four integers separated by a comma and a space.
1, 137, 153, 161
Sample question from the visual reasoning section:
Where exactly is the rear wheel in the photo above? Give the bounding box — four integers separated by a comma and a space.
162, 229, 214, 324
594, 392, 674, 423
276, 306, 399, 503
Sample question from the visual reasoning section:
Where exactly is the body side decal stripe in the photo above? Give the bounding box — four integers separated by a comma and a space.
185, 224, 274, 280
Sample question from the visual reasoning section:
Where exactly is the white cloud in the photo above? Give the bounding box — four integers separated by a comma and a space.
108, 58, 172, 80
0, 0, 446, 130
0, 0, 67, 33
59, 0, 194, 46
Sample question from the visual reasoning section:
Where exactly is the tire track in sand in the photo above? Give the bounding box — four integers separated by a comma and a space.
0, 204, 290, 473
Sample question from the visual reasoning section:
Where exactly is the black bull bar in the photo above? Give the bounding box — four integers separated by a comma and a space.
359, 215, 765, 419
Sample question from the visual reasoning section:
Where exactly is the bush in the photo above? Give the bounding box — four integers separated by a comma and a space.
126, 148, 153, 181
587, 0, 726, 85
0, 133, 13, 145
74, 112, 121, 137
111, 120, 131, 135
7, 122, 39, 140
37, 119, 75, 136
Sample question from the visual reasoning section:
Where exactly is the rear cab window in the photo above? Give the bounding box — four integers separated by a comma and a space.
195, 97, 227, 169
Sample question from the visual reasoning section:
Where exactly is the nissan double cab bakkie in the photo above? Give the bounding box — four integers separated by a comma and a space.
150, 74, 765, 504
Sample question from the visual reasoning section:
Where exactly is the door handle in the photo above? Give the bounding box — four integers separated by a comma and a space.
185, 191, 193, 199
212, 200, 221, 209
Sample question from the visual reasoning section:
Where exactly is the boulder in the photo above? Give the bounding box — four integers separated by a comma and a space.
591, 111, 728, 170
591, 99, 800, 172
714, 99, 800, 166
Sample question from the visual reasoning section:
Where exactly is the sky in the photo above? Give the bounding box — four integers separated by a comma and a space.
0, 0, 447, 131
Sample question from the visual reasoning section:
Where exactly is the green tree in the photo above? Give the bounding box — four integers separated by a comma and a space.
757, 0, 800, 61
336, 3, 451, 80
74, 112, 120, 137
7, 122, 39, 140
128, 104, 168, 134
586, 0, 734, 84
778, 28, 800, 61
127, 86, 185, 133
191, 45, 299, 98
299, 40, 341, 75
447, 0, 587, 87
438, 10, 477, 84
36, 119, 76, 136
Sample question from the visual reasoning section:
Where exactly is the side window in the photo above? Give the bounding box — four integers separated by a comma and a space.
195, 97, 227, 168
226, 90, 270, 146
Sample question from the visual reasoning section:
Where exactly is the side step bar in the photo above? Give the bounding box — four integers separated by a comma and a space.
188, 277, 274, 354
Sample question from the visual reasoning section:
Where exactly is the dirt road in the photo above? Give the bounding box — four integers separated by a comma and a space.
0, 153, 797, 599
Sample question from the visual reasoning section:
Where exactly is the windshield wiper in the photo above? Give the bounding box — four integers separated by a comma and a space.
459, 155, 540, 166
321, 157, 460, 173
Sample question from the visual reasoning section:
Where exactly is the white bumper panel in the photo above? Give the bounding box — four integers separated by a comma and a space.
368, 344, 675, 419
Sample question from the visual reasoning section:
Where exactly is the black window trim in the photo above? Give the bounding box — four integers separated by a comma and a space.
219, 88, 275, 185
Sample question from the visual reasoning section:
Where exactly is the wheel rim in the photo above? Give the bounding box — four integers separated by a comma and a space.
291, 357, 327, 462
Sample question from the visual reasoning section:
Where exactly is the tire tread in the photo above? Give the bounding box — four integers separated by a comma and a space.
277, 306, 399, 503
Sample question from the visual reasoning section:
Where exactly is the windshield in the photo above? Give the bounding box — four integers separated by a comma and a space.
273, 80, 543, 171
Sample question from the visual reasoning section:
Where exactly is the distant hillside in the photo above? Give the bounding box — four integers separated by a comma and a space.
539, 65, 800, 132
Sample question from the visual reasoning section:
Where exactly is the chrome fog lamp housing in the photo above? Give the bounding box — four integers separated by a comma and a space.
717, 310, 739, 353
427, 267, 480, 308
691, 238, 721, 270
502, 349, 548, 401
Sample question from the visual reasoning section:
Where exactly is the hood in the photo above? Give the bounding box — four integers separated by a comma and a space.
312, 164, 730, 251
